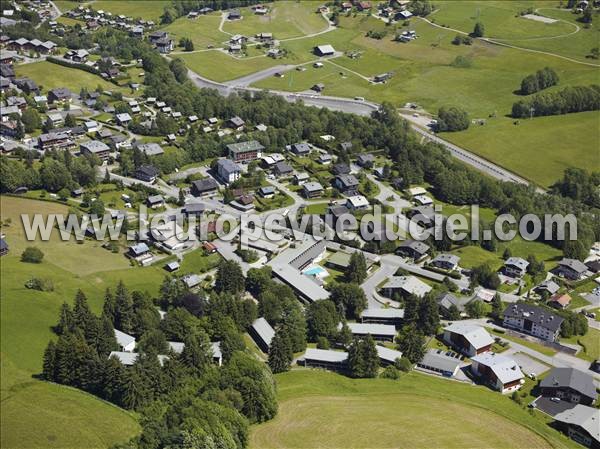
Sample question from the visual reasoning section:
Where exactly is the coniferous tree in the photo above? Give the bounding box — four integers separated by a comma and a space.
114, 281, 134, 333
102, 355, 127, 404
268, 329, 292, 373
97, 314, 118, 357
55, 302, 74, 335
181, 332, 212, 373
491, 293, 503, 319
347, 251, 368, 284
42, 340, 57, 380
396, 323, 426, 363
280, 304, 307, 353
417, 294, 440, 335
336, 322, 353, 348
348, 335, 379, 378
215, 260, 245, 295
102, 288, 116, 323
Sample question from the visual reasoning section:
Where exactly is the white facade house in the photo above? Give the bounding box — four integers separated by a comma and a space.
471, 353, 524, 394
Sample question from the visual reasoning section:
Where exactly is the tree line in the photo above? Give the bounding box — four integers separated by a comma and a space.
512, 84, 600, 118
519, 67, 559, 95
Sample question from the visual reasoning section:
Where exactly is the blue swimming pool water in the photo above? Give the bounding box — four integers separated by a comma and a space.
303, 266, 326, 276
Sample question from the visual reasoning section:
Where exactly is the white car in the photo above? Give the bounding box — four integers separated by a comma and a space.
550, 397, 561, 403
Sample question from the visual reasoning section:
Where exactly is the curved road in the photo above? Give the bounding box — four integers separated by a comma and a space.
187, 69, 539, 189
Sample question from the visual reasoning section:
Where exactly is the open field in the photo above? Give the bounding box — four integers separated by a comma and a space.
53, 0, 80, 13
222, 1, 329, 40
250, 370, 576, 449
431, 1, 600, 63
163, 14, 230, 50
441, 111, 600, 187
14, 61, 129, 95
88, 1, 171, 22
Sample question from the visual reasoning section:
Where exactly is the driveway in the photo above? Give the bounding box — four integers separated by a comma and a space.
532, 396, 576, 417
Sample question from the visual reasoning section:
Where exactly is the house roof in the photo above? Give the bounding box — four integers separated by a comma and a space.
383, 275, 432, 297
135, 164, 159, 178
376, 345, 403, 363
228, 140, 264, 154
502, 303, 564, 332
80, 140, 109, 154
418, 349, 462, 373
553, 405, 599, 443
444, 323, 494, 350
168, 341, 185, 354
505, 257, 529, 271
273, 161, 293, 174
360, 308, 405, 320
116, 112, 132, 122
109, 351, 138, 365
137, 142, 164, 156
114, 329, 136, 349
346, 195, 369, 208
182, 274, 202, 288
549, 293, 571, 307
228, 116, 245, 127
335, 174, 359, 188
398, 239, 430, 255
558, 258, 588, 274
303, 348, 348, 363
432, 253, 460, 266
316, 44, 335, 54
345, 322, 397, 337
251, 317, 275, 347
192, 178, 218, 192
303, 181, 323, 192
540, 368, 598, 400
535, 280, 560, 294
147, 194, 164, 204
471, 353, 524, 385
129, 242, 149, 255
436, 292, 469, 312
217, 158, 241, 175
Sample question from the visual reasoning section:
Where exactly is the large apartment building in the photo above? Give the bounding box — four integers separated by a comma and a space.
502, 303, 564, 342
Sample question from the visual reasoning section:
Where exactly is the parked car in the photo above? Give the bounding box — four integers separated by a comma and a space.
550, 397, 561, 403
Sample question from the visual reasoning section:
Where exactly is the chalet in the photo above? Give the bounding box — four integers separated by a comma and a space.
430, 253, 460, 271
227, 140, 263, 162
502, 303, 564, 342
184, 202, 206, 216
230, 34, 247, 45
360, 308, 404, 326
294, 172, 310, 185
273, 161, 293, 177
332, 163, 351, 175
258, 186, 275, 198
191, 178, 219, 196
345, 195, 369, 211
137, 142, 164, 157
80, 140, 111, 161
255, 32, 273, 42
356, 1, 372, 11
0, 63, 14, 80
216, 159, 241, 185
302, 181, 324, 198
84, 121, 100, 133
148, 31, 168, 44
290, 142, 311, 155
396, 10, 413, 20
314, 44, 335, 56
33, 95, 47, 106
134, 165, 159, 183
553, 405, 600, 448
333, 174, 359, 195
48, 87, 72, 104
38, 131, 74, 151
381, 275, 431, 299
437, 292, 470, 317
131, 25, 144, 38
165, 261, 180, 272
554, 258, 588, 280
115, 112, 132, 126
414, 194, 433, 206
540, 368, 597, 405
0, 76, 10, 92
504, 257, 529, 278
128, 242, 151, 260
228, 10, 242, 20
226, 116, 245, 130
356, 153, 374, 167
534, 279, 560, 296
318, 153, 332, 165
548, 293, 572, 309
14, 77, 39, 94
65, 49, 89, 62
0, 120, 19, 138
1, 105, 19, 118
443, 323, 494, 357
471, 353, 524, 393
146, 195, 165, 209
396, 239, 430, 261
249, 317, 275, 353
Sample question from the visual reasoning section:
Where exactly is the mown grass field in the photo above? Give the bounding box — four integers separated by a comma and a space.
222, 1, 329, 40
250, 370, 577, 449
562, 328, 600, 361
14, 61, 129, 95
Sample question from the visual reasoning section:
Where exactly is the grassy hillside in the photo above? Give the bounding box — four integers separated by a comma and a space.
250, 370, 578, 449
0, 196, 168, 448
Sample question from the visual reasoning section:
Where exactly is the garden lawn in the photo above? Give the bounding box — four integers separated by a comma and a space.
178, 250, 221, 275
178, 50, 281, 82
222, 1, 328, 40
562, 328, 600, 361
250, 370, 577, 449
14, 61, 129, 95
487, 328, 557, 357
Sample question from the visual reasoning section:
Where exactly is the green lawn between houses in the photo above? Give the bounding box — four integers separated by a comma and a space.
561, 328, 600, 361
249, 370, 578, 449
88, 0, 172, 22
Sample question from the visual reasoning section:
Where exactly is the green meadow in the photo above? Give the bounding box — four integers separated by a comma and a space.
250, 370, 578, 449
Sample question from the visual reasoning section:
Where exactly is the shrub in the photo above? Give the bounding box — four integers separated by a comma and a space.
25, 277, 54, 291
437, 106, 470, 132
21, 247, 44, 263
316, 336, 330, 349
380, 365, 401, 379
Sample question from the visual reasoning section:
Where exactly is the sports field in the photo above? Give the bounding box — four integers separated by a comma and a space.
250, 370, 576, 449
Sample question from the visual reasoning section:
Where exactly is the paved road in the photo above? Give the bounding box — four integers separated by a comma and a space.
185, 68, 538, 189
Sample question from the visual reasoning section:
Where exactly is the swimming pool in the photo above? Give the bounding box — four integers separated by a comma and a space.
303, 266, 327, 277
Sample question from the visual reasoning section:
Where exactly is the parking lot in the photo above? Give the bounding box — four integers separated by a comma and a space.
512, 352, 550, 377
